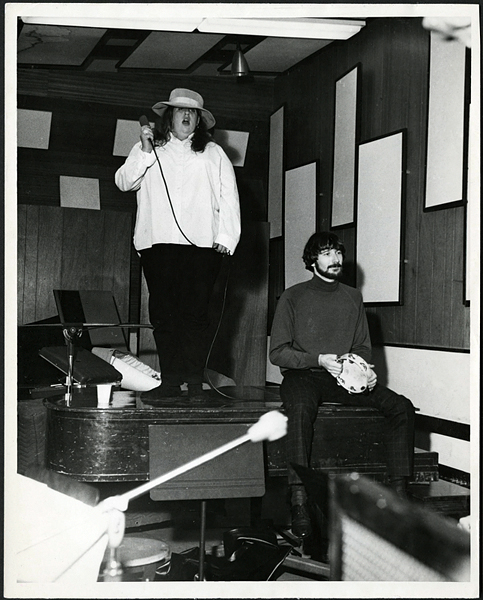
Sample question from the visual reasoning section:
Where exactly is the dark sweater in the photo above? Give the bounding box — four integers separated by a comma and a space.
269, 275, 372, 372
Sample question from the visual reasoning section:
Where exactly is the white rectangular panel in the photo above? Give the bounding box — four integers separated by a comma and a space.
17, 108, 52, 149
213, 129, 249, 167
60, 175, 100, 210
371, 346, 470, 423
356, 132, 404, 303
332, 66, 358, 227
425, 31, 466, 209
284, 162, 316, 289
268, 107, 284, 238
113, 118, 146, 157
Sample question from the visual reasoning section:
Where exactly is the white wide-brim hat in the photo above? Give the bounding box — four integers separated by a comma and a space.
152, 88, 216, 129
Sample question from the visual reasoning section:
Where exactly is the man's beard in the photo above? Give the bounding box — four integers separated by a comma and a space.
315, 262, 342, 280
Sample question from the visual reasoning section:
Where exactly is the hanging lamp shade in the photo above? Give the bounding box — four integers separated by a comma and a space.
231, 44, 250, 77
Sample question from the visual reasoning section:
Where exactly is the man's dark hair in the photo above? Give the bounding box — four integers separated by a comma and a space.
153, 107, 213, 152
302, 231, 346, 271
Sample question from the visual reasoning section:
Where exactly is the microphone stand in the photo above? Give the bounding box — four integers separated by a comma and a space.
62, 326, 83, 407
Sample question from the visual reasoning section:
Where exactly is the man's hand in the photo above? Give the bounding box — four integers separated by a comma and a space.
366, 365, 377, 391
318, 354, 343, 377
213, 243, 231, 255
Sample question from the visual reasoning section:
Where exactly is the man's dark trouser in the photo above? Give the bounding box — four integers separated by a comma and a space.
140, 243, 222, 386
280, 369, 415, 487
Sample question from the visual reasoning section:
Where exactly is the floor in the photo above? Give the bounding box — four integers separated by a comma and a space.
96, 477, 324, 582
96, 472, 471, 583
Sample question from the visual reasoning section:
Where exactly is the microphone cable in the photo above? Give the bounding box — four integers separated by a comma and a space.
203, 256, 238, 400
140, 116, 195, 246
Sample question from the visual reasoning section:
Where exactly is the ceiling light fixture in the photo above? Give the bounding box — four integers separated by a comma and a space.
21, 16, 203, 32
231, 44, 250, 77
21, 16, 365, 40
199, 17, 365, 40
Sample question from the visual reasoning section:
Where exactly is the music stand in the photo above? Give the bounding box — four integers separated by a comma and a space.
54, 289, 129, 351
148, 423, 266, 580
37, 289, 153, 406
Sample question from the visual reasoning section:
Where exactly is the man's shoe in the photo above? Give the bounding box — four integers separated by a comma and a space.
141, 383, 182, 402
291, 503, 312, 539
389, 476, 409, 500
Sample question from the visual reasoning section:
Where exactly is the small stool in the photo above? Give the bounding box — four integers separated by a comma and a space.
103, 536, 170, 581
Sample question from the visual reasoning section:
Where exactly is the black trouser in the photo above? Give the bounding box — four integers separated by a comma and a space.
140, 243, 222, 386
280, 369, 415, 487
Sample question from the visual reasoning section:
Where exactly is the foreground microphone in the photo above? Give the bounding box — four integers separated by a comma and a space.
246, 410, 288, 442
101, 411, 288, 512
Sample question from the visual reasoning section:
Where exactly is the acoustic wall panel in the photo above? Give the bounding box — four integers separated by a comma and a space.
331, 65, 359, 227
212, 129, 249, 167
425, 31, 467, 209
60, 175, 100, 210
284, 162, 316, 289
268, 106, 284, 238
113, 118, 145, 157
371, 346, 470, 424
17, 108, 52, 149
356, 131, 405, 304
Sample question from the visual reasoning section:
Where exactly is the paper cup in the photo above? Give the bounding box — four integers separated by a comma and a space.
97, 383, 113, 408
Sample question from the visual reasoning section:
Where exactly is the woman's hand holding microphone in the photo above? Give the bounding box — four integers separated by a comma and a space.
139, 116, 154, 153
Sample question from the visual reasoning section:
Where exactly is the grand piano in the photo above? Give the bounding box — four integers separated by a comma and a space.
40, 386, 433, 485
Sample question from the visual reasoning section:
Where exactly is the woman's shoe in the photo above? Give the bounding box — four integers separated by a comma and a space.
141, 383, 182, 401
187, 383, 205, 400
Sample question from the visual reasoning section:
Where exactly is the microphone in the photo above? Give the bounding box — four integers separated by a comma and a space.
139, 115, 155, 149
247, 410, 288, 442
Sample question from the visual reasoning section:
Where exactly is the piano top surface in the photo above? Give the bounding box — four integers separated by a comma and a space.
42, 385, 383, 424
43, 385, 284, 421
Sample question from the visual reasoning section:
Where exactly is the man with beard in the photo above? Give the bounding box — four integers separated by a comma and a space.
269, 232, 415, 539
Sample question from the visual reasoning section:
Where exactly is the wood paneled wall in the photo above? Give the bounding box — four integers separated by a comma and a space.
272, 17, 470, 349
17, 205, 133, 324
17, 70, 274, 121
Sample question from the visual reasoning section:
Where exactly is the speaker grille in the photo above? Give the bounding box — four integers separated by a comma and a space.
341, 515, 447, 581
